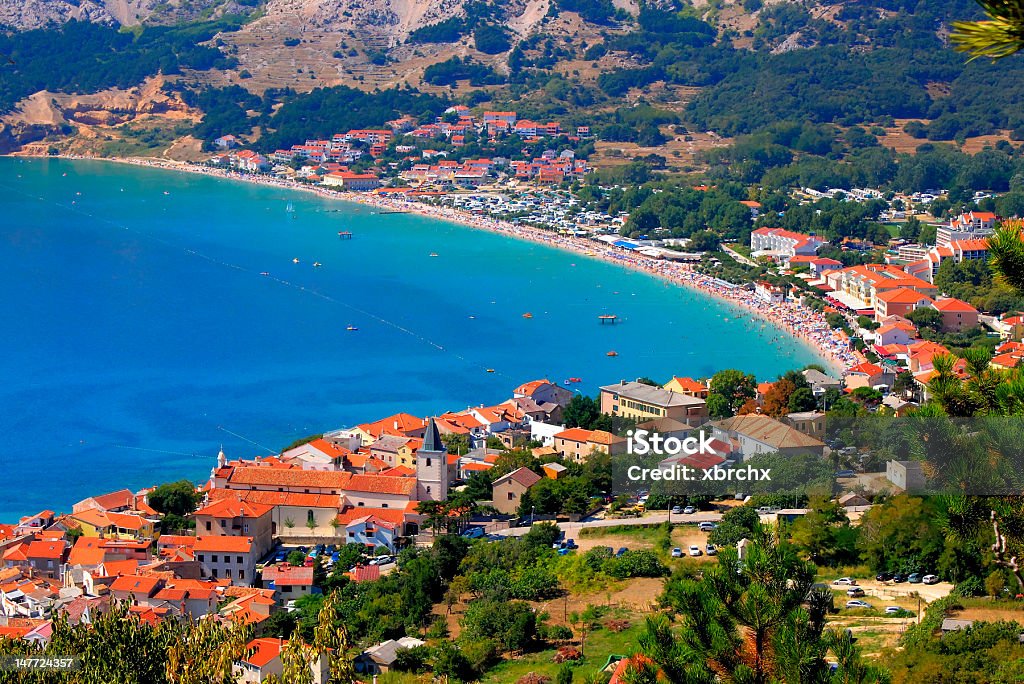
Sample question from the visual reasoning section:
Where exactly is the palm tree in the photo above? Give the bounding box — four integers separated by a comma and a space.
985, 221, 1024, 292
952, 0, 1024, 59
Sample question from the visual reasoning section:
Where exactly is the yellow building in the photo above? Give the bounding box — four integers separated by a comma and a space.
69, 509, 154, 540
599, 381, 708, 423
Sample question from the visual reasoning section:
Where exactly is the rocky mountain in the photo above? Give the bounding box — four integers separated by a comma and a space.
0, 0, 253, 30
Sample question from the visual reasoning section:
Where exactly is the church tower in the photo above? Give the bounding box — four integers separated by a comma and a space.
416, 418, 449, 501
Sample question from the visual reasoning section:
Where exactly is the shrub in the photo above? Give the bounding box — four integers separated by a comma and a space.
553, 646, 582, 663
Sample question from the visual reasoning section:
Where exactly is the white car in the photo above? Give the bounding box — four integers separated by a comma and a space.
671, 547, 683, 558
688, 545, 702, 557
846, 587, 865, 597
884, 606, 905, 614
833, 577, 858, 586
705, 544, 717, 556
698, 522, 717, 532
683, 506, 696, 514
922, 574, 939, 585
845, 600, 872, 609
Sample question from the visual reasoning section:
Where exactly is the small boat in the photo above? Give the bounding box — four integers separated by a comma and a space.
569, 377, 582, 383
259, 271, 269, 276
346, 325, 358, 331
313, 262, 322, 268
486, 368, 495, 373
292, 258, 300, 264
522, 313, 533, 319
429, 252, 439, 257
163, 191, 170, 195
564, 380, 571, 385
606, 351, 618, 357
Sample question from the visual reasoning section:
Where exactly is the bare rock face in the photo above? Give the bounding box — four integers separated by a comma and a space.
0, 0, 251, 29
0, 0, 115, 29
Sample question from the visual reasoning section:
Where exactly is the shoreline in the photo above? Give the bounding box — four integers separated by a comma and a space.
15, 154, 854, 374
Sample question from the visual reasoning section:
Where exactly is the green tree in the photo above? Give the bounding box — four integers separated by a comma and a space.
148, 480, 202, 517
709, 370, 757, 415
563, 394, 600, 428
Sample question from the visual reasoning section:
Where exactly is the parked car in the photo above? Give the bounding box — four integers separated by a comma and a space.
616, 547, 628, 557
907, 573, 922, 584
892, 573, 906, 583
274, 549, 288, 563
671, 547, 683, 558
833, 577, 858, 586
670, 506, 683, 515
835, 470, 856, 478
705, 544, 717, 556
847, 587, 865, 597
683, 506, 696, 514
884, 606, 906, 615
285, 600, 298, 613
875, 572, 893, 582
922, 574, 939, 585
565, 539, 577, 549
461, 527, 485, 539
688, 545, 702, 557
698, 522, 717, 532
845, 600, 872, 609
557, 547, 571, 556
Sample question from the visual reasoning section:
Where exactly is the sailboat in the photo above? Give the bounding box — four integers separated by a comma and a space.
286, 201, 296, 218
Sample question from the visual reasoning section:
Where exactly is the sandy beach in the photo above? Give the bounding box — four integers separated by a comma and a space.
49, 155, 857, 374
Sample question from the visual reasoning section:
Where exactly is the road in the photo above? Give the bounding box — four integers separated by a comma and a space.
489, 511, 724, 538
720, 244, 759, 267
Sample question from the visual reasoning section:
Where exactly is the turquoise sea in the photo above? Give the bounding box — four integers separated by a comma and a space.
0, 157, 819, 520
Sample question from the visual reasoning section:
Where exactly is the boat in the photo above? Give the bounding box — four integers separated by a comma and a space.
606, 351, 618, 357
346, 325, 358, 331
522, 313, 533, 319
564, 380, 571, 385
569, 377, 582, 383
429, 252, 439, 257
486, 368, 495, 373
292, 258, 300, 264
286, 201, 294, 213
259, 271, 269, 276
313, 262, 322, 268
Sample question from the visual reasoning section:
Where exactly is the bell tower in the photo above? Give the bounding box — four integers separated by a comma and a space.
416, 418, 448, 501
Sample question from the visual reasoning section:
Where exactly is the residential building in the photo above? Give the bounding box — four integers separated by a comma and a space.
261, 565, 314, 606
750, 228, 825, 260
193, 496, 274, 559
194, 536, 257, 586
512, 379, 574, 407
886, 460, 925, 492
492, 467, 542, 515
936, 211, 997, 247
873, 288, 934, 321
68, 509, 154, 540
710, 415, 825, 460
551, 427, 627, 463
233, 638, 329, 684
662, 377, 709, 399
826, 264, 937, 310
754, 281, 786, 304
599, 381, 708, 423
844, 362, 891, 391
355, 636, 426, 675
931, 297, 979, 332
321, 172, 380, 191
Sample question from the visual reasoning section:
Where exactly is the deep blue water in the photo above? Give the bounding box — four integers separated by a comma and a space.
0, 157, 819, 519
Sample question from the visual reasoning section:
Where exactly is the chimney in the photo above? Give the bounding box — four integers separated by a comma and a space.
393, 421, 399, 430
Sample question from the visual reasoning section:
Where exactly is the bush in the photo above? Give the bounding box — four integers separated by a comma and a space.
542, 625, 574, 642
474, 25, 511, 54
553, 646, 582, 663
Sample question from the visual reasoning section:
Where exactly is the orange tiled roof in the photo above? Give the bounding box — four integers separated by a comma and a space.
193, 536, 253, 553
344, 474, 416, 496
242, 639, 286, 668
932, 297, 978, 313
227, 467, 351, 490
194, 496, 274, 519
553, 427, 592, 442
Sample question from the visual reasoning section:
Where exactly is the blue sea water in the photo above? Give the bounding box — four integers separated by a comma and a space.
0, 157, 819, 520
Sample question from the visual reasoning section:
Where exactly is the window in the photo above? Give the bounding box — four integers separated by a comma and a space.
198, 554, 205, 562
212, 568, 218, 578
211, 555, 218, 563
220, 520, 226, 527
307, 510, 315, 526
381, 503, 388, 508
237, 556, 243, 564
205, 521, 211, 531
508, 492, 514, 500
426, 458, 432, 467
239, 570, 244, 580
225, 569, 232, 579
348, 532, 355, 538
242, 524, 249, 534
